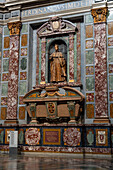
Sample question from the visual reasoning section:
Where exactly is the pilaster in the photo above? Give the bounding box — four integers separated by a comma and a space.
91, 6, 110, 123
4, 21, 22, 125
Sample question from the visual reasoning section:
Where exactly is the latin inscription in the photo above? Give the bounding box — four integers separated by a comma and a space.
22, 0, 93, 17
43, 129, 61, 145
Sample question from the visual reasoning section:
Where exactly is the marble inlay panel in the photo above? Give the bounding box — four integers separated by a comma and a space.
1, 97, 7, 105
86, 66, 94, 75
0, 129, 4, 144
108, 37, 113, 46
86, 93, 94, 102
109, 64, 113, 73
36, 36, 39, 85
86, 50, 94, 64
94, 23, 108, 117
86, 104, 94, 119
3, 50, 9, 58
19, 81, 27, 95
109, 92, 113, 101
96, 129, 108, 146
19, 106, 25, 120
41, 37, 46, 82
2, 73, 8, 81
69, 34, 74, 81
21, 48, 27, 56
86, 77, 94, 91
86, 25, 93, 38
86, 129, 94, 146
20, 72, 27, 80
1, 107, 7, 120
3, 59, 9, 72
20, 58, 27, 70
21, 24, 28, 33
18, 129, 24, 144
77, 23, 81, 83
19, 96, 24, 105
1, 83, 8, 96
108, 48, 113, 62
108, 22, 113, 35
109, 75, 113, 90
85, 14, 93, 23
4, 37, 10, 49
4, 27, 9, 35
21, 34, 27, 46
86, 40, 93, 49
110, 103, 113, 118
7, 36, 20, 119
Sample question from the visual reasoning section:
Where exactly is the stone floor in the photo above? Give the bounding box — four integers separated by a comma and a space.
0, 154, 113, 170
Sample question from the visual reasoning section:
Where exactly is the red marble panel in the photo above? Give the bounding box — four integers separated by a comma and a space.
3, 50, 9, 58
7, 36, 20, 119
108, 37, 113, 46
19, 106, 25, 120
77, 23, 81, 83
69, 34, 74, 81
21, 48, 27, 56
1, 107, 7, 120
86, 40, 93, 49
19, 96, 24, 105
94, 23, 108, 117
41, 37, 46, 82
4, 37, 10, 49
25, 128, 40, 145
20, 72, 27, 80
110, 92, 113, 101
110, 103, 113, 118
86, 104, 94, 119
2, 73, 9, 81
86, 93, 94, 102
108, 22, 113, 35
109, 64, 113, 73
1, 97, 7, 105
36, 36, 39, 85
21, 34, 27, 46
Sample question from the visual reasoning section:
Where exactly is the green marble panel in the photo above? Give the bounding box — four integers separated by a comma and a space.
85, 14, 93, 24
20, 58, 27, 70
4, 27, 10, 35
109, 75, 113, 90
21, 24, 28, 33
0, 35, 2, 49
1, 83, 8, 96
108, 48, 113, 63
86, 76, 94, 91
108, 10, 113, 21
3, 59, 9, 72
0, 130, 4, 144
86, 50, 94, 65
19, 81, 27, 95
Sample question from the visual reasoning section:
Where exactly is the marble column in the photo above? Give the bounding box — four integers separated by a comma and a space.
5, 21, 21, 124
91, 7, 110, 123
69, 33, 74, 82
41, 37, 46, 84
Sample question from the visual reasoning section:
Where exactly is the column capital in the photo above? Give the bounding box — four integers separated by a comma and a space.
91, 7, 108, 24
8, 21, 22, 36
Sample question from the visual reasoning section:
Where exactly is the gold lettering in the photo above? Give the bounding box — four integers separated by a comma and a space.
28, 10, 31, 15
43, 7, 47, 13
25, 11, 28, 17
68, 3, 73, 9
39, 8, 42, 13
81, 1, 85, 7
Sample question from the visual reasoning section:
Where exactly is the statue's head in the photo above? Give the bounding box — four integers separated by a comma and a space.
55, 44, 58, 51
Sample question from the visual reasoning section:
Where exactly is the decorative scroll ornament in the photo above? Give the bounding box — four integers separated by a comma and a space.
91, 7, 108, 23
8, 21, 22, 36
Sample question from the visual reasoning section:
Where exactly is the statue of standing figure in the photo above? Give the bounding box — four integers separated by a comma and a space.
49, 44, 66, 82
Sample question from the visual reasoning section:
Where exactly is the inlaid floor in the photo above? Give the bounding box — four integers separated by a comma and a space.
0, 154, 112, 170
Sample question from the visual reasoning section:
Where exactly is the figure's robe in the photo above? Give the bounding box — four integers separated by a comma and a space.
50, 51, 66, 82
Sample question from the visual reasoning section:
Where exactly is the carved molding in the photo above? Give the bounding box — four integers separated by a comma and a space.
37, 16, 77, 37
91, 7, 108, 23
8, 21, 22, 36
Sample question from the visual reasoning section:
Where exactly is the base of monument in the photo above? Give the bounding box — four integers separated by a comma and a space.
68, 119, 76, 124
93, 117, 110, 124
4, 119, 19, 125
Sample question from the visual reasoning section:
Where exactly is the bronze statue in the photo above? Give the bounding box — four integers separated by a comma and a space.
49, 44, 66, 82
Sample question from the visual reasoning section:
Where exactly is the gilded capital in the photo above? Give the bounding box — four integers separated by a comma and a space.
91, 7, 108, 24
8, 21, 22, 36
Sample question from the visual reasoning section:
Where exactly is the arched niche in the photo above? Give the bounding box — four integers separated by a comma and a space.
48, 39, 67, 83
36, 16, 78, 85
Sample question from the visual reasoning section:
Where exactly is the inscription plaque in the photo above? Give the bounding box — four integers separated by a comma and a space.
43, 129, 61, 145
